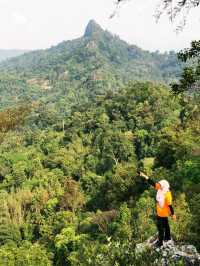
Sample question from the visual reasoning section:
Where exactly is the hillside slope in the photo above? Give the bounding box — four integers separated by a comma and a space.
0, 20, 183, 111
0, 20, 182, 83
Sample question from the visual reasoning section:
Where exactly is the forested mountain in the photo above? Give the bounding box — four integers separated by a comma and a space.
0, 20, 183, 111
0, 49, 28, 62
0, 20, 181, 83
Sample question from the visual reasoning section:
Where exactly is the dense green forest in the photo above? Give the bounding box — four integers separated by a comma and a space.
0, 20, 200, 265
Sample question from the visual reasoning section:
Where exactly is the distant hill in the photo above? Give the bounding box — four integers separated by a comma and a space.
0, 20, 183, 110
0, 49, 29, 62
0, 21, 182, 82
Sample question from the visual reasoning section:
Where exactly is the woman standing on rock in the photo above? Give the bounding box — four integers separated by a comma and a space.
139, 172, 176, 247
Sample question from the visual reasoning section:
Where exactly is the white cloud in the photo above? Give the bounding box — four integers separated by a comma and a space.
11, 11, 28, 25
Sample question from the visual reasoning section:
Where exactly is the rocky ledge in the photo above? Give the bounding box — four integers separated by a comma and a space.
136, 236, 200, 266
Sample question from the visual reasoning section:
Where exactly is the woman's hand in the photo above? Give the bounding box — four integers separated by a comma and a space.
139, 171, 149, 180
172, 214, 176, 221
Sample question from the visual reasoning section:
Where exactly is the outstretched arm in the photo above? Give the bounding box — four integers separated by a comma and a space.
139, 172, 157, 188
139, 172, 176, 220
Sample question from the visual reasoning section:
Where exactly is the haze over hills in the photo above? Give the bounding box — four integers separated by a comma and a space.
0, 20, 183, 110
0, 20, 182, 80
0, 49, 29, 63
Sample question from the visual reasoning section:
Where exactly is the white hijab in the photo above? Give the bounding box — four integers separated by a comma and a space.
156, 180, 170, 208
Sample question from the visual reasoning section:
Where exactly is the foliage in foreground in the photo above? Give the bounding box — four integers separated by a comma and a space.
0, 80, 199, 265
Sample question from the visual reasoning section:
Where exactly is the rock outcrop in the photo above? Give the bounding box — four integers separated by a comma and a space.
136, 236, 200, 266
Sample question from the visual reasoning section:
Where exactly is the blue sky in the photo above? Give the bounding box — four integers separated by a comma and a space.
0, 0, 199, 52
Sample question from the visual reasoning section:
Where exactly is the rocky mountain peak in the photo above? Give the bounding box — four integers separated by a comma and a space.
84, 20, 104, 38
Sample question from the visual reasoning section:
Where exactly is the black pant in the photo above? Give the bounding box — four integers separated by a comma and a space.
157, 216, 171, 245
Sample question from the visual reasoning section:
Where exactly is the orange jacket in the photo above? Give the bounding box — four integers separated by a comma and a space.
155, 183, 173, 217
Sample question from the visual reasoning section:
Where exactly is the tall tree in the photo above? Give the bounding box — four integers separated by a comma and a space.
172, 40, 200, 94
